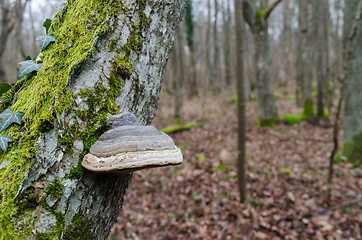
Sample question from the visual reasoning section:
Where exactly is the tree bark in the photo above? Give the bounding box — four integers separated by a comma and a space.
211, 0, 220, 93
242, 0, 279, 126
223, 0, 232, 86
297, 0, 313, 116
316, 0, 327, 117
185, 2, 198, 98
0, 0, 188, 239
234, 0, 247, 203
174, 30, 185, 124
343, 0, 362, 166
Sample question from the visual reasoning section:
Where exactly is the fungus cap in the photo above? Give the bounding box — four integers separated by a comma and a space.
81, 112, 183, 173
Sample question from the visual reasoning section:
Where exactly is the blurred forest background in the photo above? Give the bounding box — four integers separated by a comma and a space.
1, 0, 361, 239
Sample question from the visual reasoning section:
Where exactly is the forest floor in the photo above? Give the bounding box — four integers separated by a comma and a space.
110, 89, 361, 240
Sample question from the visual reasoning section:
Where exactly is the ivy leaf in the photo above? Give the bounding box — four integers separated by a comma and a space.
36, 34, 56, 50
24, 55, 32, 61
0, 108, 23, 133
0, 83, 11, 97
43, 18, 52, 34
18, 60, 42, 79
0, 135, 13, 152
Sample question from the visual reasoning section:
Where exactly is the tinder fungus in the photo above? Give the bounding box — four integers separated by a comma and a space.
81, 112, 183, 173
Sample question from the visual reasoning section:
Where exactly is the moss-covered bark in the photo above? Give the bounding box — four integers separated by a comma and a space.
0, 0, 188, 238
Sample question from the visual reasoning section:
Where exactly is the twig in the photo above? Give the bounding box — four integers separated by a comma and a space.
264, 0, 283, 20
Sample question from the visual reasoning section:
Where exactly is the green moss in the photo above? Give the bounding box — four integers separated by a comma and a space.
63, 214, 94, 240
342, 131, 362, 166
255, 8, 265, 25
283, 114, 303, 125
16, 187, 39, 212
0, 0, 154, 236
250, 93, 257, 101
303, 99, 314, 117
258, 116, 279, 127
0, 0, 125, 237
160, 122, 198, 134
323, 109, 331, 119
112, 56, 133, 79
274, 94, 281, 100
45, 179, 64, 199
36, 233, 52, 240
38, 112, 55, 133
286, 95, 296, 101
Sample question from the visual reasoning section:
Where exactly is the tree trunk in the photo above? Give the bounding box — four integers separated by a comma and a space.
234, 0, 246, 203
0, 0, 188, 239
254, 27, 277, 125
210, 0, 220, 93
243, 26, 251, 100
279, 0, 290, 88
185, 2, 198, 98
316, 0, 327, 117
223, 0, 232, 86
0, 0, 17, 83
242, 0, 279, 126
174, 30, 185, 124
206, 0, 212, 91
343, 0, 362, 166
297, 0, 314, 116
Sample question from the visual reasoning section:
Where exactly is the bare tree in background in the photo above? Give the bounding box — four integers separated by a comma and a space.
0, 0, 28, 83
316, 0, 328, 117
223, 0, 232, 86
185, 2, 198, 98
297, 0, 314, 116
242, 0, 281, 126
234, 0, 246, 203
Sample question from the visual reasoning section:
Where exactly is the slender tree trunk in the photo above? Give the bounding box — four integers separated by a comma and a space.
279, 0, 290, 88
316, 0, 326, 117
0, 0, 17, 83
0, 1, 188, 238
297, 0, 314, 116
206, 0, 212, 90
343, 0, 362, 166
185, 2, 197, 98
223, 0, 232, 86
243, 28, 251, 100
15, 0, 28, 61
174, 30, 185, 124
211, 0, 220, 93
234, 0, 246, 203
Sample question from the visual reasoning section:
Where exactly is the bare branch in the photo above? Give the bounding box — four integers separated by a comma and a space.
264, 0, 282, 20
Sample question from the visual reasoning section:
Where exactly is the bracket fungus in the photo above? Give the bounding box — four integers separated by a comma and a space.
81, 112, 183, 173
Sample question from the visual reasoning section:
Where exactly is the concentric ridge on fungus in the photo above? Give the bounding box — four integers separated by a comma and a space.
81, 112, 183, 173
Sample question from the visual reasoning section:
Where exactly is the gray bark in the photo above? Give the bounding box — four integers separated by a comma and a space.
343, 0, 362, 165
242, 0, 279, 124
223, 0, 232, 86
297, 0, 313, 111
0, 0, 188, 239
234, 0, 246, 202
174, 30, 185, 123
316, 0, 327, 116
211, 0, 220, 93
